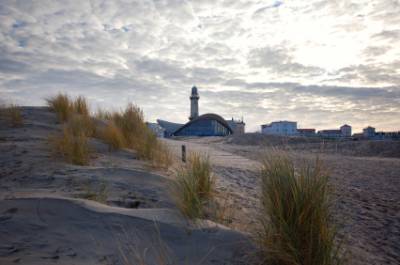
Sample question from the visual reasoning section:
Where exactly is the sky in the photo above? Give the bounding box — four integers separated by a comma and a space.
0, 0, 399, 132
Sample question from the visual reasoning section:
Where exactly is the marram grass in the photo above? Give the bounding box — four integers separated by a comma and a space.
172, 153, 214, 219
1, 104, 23, 127
49, 115, 92, 165
258, 151, 343, 265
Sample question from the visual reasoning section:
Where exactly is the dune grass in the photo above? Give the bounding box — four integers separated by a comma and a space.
97, 103, 171, 168
101, 121, 126, 151
46, 94, 170, 168
46, 93, 92, 123
173, 153, 215, 219
49, 115, 92, 165
1, 104, 23, 127
258, 151, 343, 265
79, 180, 108, 203
73, 96, 90, 116
46, 93, 73, 122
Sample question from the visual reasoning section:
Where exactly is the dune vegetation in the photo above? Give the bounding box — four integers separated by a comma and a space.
172, 153, 215, 219
258, 151, 343, 265
0, 104, 23, 127
46, 93, 171, 168
95, 103, 172, 168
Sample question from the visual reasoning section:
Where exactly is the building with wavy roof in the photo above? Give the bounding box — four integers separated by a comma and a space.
157, 86, 244, 137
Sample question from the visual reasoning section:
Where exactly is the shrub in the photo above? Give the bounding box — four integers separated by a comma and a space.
46, 93, 73, 122
1, 104, 23, 127
173, 153, 214, 219
258, 151, 343, 265
49, 115, 91, 165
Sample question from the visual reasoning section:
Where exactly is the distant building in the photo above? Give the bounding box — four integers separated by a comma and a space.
157, 86, 242, 137
173, 114, 233, 137
318, 124, 352, 138
189, 86, 199, 121
360, 126, 400, 140
146, 122, 165, 138
297, 128, 316, 137
156, 119, 183, 137
340, 124, 352, 138
261, 121, 297, 136
227, 118, 245, 134
363, 126, 376, 138
318, 129, 342, 138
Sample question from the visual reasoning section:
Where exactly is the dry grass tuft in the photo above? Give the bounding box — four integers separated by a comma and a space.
95, 108, 113, 121
173, 153, 215, 219
46, 94, 91, 123
101, 121, 126, 151
73, 96, 90, 116
79, 180, 108, 203
49, 115, 92, 165
46, 93, 73, 122
258, 151, 343, 265
46, 93, 170, 167
1, 104, 23, 127
97, 103, 171, 168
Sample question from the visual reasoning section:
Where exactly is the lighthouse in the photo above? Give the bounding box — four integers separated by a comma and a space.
189, 86, 199, 121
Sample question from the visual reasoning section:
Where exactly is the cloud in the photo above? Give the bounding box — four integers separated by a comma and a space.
0, 0, 399, 132
248, 46, 324, 76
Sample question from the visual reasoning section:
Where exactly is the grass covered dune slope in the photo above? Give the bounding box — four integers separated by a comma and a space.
1, 98, 349, 265
0, 106, 252, 265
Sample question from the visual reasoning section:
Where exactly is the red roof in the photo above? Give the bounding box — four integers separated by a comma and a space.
297, 128, 315, 132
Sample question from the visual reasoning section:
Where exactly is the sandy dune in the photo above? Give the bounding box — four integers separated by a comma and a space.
163, 137, 400, 265
0, 107, 252, 265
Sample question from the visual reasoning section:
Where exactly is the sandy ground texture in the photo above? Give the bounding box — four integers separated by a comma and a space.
0, 107, 252, 265
163, 137, 400, 265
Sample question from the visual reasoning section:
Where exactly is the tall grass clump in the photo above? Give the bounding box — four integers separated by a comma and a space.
49, 115, 91, 165
73, 96, 90, 116
173, 153, 214, 219
101, 121, 126, 151
97, 103, 171, 168
1, 104, 23, 127
46, 93, 73, 122
258, 151, 343, 265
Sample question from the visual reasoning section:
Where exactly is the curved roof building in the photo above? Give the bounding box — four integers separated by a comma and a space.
173, 113, 233, 137
157, 86, 243, 137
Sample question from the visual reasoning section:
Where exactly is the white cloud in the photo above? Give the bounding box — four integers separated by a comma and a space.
0, 0, 399, 132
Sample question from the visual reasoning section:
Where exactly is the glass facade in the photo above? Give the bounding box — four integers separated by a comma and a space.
175, 118, 231, 136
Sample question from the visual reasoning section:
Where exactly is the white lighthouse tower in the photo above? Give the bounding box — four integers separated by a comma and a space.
189, 86, 199, 121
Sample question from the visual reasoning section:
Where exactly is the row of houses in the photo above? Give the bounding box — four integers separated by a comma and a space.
261, 121, 352, 138
353, 126, 400, 140
260, 121, 399, 140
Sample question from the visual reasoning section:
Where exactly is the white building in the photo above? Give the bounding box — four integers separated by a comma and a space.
363, 126, 376, 138
261, 121, 297, 136
318, 124, 352, 138
227, 118, 245, 134
340, 124, 352, 138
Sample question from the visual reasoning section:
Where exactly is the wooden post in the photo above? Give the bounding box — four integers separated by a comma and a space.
181, 145, 186, 163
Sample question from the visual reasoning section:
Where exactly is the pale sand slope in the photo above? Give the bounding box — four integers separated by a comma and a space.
0, 107, 252, 265
164, 137, 400, 265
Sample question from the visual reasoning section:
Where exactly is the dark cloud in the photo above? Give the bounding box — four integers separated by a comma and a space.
248, 46, 324, 76
372, 30, 400, 41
